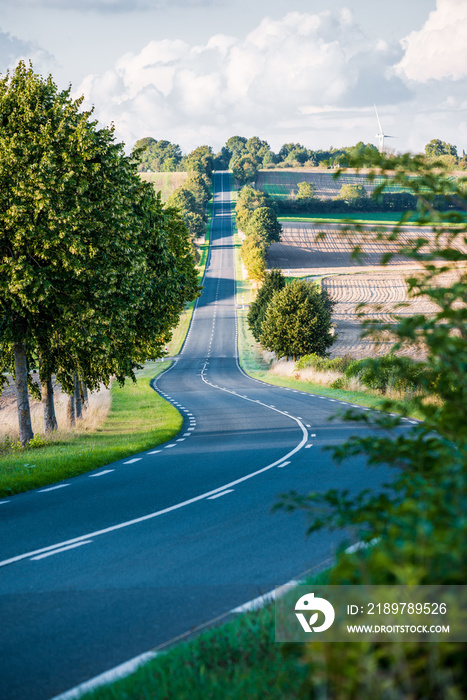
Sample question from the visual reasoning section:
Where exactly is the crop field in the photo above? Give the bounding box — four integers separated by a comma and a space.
266, 221, 464, 275
256, 169, 413, 199
322, 269, 461, 359
139, 171, 188, 201
267, 222, 466, 358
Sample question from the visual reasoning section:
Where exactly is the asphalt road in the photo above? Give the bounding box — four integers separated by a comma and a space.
0, 172, 407, 700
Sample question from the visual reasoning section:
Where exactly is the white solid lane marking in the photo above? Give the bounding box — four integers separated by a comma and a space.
49, 651, 159, 700
0, 429, 311, 568
123, 458, 142, 465
277, 461, 291, 468
31, 541, 92, 561
207, 489, 234, 500
89, 470, 114, 478
39, 484, 70, 493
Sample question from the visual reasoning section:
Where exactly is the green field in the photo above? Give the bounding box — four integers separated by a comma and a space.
139, 171, 188, 201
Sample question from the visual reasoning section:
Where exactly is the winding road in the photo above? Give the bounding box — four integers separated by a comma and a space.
0, 172, 400, 700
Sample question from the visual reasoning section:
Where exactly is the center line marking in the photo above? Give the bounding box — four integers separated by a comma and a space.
147, 450, 161, 454
89, 470, 114, 478
207, 489, 234, 500
165, 444, 176, 449
39, 484, 70, 493
123, 458, 142, 465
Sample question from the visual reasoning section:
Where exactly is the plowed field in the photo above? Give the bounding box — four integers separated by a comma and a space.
267, 222, 466, 358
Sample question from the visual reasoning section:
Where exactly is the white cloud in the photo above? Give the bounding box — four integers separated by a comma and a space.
0, 28, 56, 75
76, 10, 411, 152
397, 0, 467, 82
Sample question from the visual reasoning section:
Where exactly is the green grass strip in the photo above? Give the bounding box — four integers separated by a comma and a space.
166, 199, 212, 356
278, 212, 424, 224
0, 362, 182, 498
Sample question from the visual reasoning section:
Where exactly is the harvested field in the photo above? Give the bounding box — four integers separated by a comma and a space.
322, 270, 462, 359
267, 221, 466, 276
255, 169, 411, 200
266, 221, 466, 358
0, 376, 111, 440
139, 171, 188, 201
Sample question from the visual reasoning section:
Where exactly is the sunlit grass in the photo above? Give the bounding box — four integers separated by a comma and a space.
0, 362, 182, 498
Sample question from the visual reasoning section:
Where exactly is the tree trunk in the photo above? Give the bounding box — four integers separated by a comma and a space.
67, 393, 75, 428
80, 381, 88, 409
13, 343, 34, 446
39, 358, 58, 434
74, 374, 82, 419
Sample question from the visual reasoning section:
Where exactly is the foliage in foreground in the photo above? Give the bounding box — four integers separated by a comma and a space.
277, 149, 467, 698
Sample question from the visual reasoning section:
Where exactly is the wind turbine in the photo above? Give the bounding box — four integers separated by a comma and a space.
374, 105, 395, 153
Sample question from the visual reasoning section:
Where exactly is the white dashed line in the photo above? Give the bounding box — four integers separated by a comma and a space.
183, 433, 192, 437
147, 450, 161, 455
277, 461, 291, 468
305, 444, 313, 448
39, 484, 70, 493
0, 501, 10, 505
123, 458, 142, 465
164, 444, 176, 449
89, 470, 114, 478
176, 439, 185, 442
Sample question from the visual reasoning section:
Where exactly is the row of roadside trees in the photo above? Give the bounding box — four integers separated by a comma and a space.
236, 187, 282, 282
0, 63, 200, 446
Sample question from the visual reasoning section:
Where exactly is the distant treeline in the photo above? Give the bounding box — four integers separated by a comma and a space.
274, 192, 463, 215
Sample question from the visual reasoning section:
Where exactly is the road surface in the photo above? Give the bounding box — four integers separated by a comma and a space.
0, 172, 397, 700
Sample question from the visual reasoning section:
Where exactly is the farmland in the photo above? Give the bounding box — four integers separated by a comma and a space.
266, 220, 467, 358
139, 171, 188, 201
255, 168, 412, 199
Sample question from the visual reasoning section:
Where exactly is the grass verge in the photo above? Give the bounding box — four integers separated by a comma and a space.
278, 212, 424, 225
0, 362, 182, 498
166, 201, 212, 356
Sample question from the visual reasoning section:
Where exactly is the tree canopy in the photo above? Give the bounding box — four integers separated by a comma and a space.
260, 280, 335, 360
0, 62, 199, 444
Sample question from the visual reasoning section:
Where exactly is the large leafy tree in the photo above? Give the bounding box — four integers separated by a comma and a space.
0, 62, 199, 444
260, 280, 334, 360
245, 206, 282, 245
247, 269, 286, 342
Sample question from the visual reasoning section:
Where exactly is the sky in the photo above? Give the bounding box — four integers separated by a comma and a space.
1, 0, 466, 156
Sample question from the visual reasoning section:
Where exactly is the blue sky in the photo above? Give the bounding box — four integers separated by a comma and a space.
1, 0, 466, 156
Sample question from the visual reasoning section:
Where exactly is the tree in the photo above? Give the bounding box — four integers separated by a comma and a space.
337, 182, 367, 200
425, 138, 458, 158
260, 280, 334, 360
133, 138, 182, 172
245, 207, 282, 245
295, 181, 315, 202
247, 269, 286, 342
277, 151, 467, 697
0, 62, 199, 444
225, 135, 247, 160
231, 154, 258, 186
240, 233, 267, 282
182, 145, 213, 177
